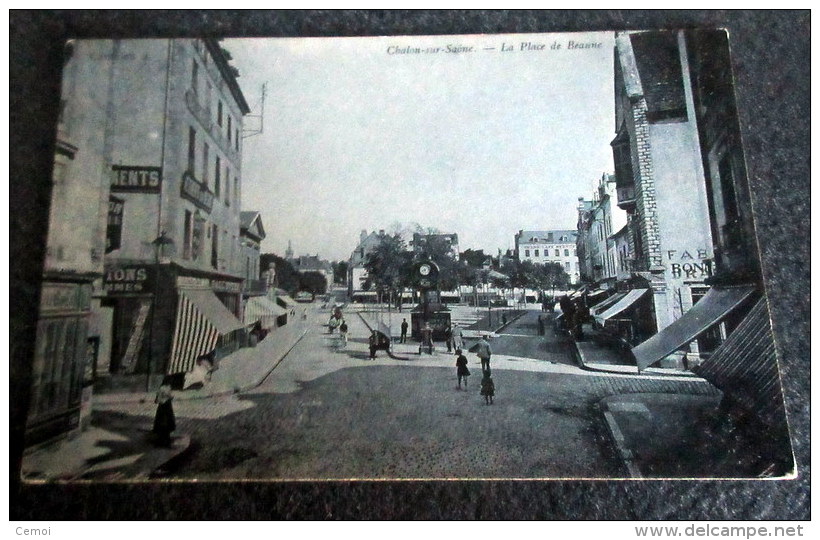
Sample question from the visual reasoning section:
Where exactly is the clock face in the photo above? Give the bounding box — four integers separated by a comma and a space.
419, 264, 431, 276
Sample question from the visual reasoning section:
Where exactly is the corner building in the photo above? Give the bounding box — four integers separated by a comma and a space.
95, 39, 251, 383
609, 31, 715, 343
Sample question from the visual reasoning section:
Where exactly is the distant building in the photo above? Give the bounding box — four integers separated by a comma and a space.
514, 229, 580, 284
576, 174, 629, 287
411, 232, 460, 261
347, 229, 389, 298
239, 211, 266, 295
292, 254, 334, 292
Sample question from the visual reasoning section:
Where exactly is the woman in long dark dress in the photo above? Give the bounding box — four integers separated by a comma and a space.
153, 382, 176, 447
456, 349, 470, 389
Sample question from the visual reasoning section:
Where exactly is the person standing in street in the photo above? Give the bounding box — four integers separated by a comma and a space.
400, 318, 408, 343
153, 379, 176, 447
456, 349, 470, 389
480, 369, 495, 405
475, 334, 492, 372
339, 319, 348, 349
369, 330, 379, 359
444, 324, 453, 353
452, 323, 464, 351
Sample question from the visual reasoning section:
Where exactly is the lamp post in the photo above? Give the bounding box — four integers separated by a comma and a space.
146, 230, 173, 392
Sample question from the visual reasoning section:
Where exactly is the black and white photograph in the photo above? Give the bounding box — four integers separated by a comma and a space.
9, 12, 811, 525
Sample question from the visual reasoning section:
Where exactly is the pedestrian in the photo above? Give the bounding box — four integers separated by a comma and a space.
538, 315, 545, 336
152, 379, 176, 447
452, 323, 464, 350
444, 324, 453, 353
456, 349, 470, 389
475, 334, 492, 372
400, 318, 408, 343
339, 319, 348, 348
480, 369, 495, 405
369, 329, 379, 359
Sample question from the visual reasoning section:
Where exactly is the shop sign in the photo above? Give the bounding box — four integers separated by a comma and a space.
212, 280, 241, 293
104, 265, 153, 294
106, 195, 124, 254
665, 248, 713, 279
111, 165, 162, 193
181, 171, 214, 213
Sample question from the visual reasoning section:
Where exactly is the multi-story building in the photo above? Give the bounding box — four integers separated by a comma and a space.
514, 229, 580, 284
601, 30, 715, 345
26, 40, 113, 446
576, 174, 628, 287
347, 229, 389, 299
291, 254, 334, 293
631, 29, 790, 474
88, 38, 251, 383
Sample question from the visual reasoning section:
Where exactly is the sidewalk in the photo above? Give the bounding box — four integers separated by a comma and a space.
599, 392, 738, 478
22, 315, 312, 481
572, 325, 698, 378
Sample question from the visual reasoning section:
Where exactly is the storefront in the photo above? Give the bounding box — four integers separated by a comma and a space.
26, 279, 93, 446
101, 262, 245, 379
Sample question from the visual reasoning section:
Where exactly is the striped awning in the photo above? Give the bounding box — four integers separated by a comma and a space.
244, 295, 287, 329
632, 285, 755, 371
593, 288, 650, 325
168, 288, 245, 374
591, 292, 626, 317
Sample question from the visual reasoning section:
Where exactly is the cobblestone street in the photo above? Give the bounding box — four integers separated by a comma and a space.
93, 306, 719, 480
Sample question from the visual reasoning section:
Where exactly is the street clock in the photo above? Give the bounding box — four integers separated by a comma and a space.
413, 260, 439, 290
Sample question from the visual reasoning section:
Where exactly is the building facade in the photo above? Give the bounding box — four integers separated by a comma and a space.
347, 229, 389, 298
576, 174, 628, 287
26, 40, 114, 446
514, 229, 580, 284
88, 38, 251, 383
609, 30, 715, 337
411, 233, 460, 261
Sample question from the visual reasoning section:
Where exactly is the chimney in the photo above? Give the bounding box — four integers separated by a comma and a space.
379, 229, 385, 236
360, 229, 367, 244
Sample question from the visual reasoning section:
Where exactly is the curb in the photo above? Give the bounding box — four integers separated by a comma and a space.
599, 402, 643, 479
572, 339, 699, 378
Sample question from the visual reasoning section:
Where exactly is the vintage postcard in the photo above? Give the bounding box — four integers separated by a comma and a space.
19, 30, 795, 482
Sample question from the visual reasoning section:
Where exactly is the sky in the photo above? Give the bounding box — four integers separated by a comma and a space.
225, 32, 616, 262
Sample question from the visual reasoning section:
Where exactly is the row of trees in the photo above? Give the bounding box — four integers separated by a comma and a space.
361, 233, 571, 301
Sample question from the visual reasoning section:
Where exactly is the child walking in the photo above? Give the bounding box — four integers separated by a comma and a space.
455, 349, 470, 389
480, 369, 495, 405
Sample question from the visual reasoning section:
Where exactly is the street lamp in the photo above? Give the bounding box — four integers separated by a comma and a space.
146, 231, 173, 391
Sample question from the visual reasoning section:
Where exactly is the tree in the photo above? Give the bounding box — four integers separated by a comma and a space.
460, 248, 488, 268
332, 260, 349, 284
299, 271, 328, 295
363, 234, 412, 302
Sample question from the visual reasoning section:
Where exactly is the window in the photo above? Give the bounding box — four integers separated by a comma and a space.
191, 60, 198, 94
187, 127, 196, 175
565, 262, 570, 270
225, 166, 230, 205
183, 210, 192, 259
534, 249, 539, 257
227, 116, 232, 142
612, 132, 634, 190
235, 129, 240, 151
214, 156, 221, 197
564, 248, 569, 256
211, 224, 219, 268
234, 177, 239, 205
524, 249, 530, 257
202, 143, 209, 185
555, 249, 559, 257
218, 101, 223, 126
